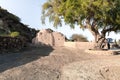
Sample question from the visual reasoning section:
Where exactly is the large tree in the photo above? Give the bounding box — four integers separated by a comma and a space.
41, 0, 120, 49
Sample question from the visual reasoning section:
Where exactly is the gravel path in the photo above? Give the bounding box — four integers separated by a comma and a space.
0, 46, 120, 80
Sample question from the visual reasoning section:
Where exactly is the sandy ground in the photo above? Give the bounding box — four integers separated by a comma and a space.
0, 46, 120, 80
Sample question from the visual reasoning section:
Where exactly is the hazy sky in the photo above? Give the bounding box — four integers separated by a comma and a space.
0, 0, 119, 41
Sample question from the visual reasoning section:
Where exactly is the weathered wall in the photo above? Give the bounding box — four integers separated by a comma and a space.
52, 32, 65, 46
32, 29, 65, 47
0, 36, 26, 53
64, 42, 95, 49
33, 29, 95, 49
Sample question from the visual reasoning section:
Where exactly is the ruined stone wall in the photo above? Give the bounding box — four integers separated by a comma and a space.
64, 42, 95, 49
32, 30, 53, 46
52, 32, 65, 46
32, 29, 65, 47
0, 36, 26, 53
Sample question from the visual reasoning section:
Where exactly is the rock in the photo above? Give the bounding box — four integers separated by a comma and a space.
32, 29, 65, 47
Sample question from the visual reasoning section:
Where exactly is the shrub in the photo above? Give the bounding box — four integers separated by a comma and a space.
10, 31, 20, 37
70, 34, 88, 42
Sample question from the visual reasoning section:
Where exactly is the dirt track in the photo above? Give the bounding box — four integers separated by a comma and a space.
0, 46, 120, 80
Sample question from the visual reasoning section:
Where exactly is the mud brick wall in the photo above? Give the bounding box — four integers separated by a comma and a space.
32, 29, 65, 47
0, 36, 26, 52
64, 42, 95, 49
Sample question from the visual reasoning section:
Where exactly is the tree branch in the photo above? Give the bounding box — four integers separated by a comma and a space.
101, 26, 118, 34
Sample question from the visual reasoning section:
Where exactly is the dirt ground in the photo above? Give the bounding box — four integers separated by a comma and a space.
0, 46, 120, 80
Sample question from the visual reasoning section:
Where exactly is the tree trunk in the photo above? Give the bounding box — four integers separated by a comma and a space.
95, 36, 106, 50
88, 27, 106, 50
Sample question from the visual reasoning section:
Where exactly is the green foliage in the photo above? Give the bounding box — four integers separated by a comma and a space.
10, 31, 20, 37
42, 0, 120, 32
70, 34, 88, 42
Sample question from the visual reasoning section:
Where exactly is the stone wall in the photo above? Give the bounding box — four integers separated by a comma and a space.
0, 36, 26, 53
32, 29, 95, 49
32, 29, 65, 47
64, 42, 95, 49
52, 32, 65, 46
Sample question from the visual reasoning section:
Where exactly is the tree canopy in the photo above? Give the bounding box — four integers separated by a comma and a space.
42, 0, 120, 30
42, 0, 120, 49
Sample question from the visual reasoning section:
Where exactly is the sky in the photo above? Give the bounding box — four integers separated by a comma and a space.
0, 0, 120, 41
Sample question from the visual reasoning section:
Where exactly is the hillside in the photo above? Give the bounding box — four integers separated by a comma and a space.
0, 7, 38, 42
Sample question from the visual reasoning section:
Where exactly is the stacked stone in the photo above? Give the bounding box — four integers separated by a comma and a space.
0, 36, 26, 53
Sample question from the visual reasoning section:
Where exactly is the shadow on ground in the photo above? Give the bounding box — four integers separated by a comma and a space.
0, 45, 54, 73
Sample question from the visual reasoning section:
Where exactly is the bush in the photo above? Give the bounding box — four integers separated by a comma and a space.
70, 34, 88, 42
10, 31, 20, 37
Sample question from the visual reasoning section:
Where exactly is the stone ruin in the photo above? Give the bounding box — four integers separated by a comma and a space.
32, 29, 65, 47
0, 36, 27, 53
